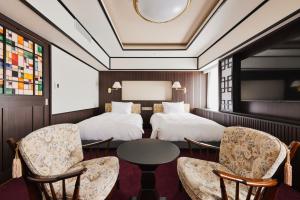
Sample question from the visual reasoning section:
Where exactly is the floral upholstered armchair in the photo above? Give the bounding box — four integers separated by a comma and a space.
7, 124, 119, 200
177, 126, 287, 200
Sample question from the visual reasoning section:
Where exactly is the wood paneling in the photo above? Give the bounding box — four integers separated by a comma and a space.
0, 103, 48, 182
99, 71, 204, 127
240, 101, 300, 122
51, 108, 100, 125
195, 108, 300, 144
0, 13, 50, 183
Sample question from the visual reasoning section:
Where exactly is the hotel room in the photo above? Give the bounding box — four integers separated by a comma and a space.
0, 0, 299, 199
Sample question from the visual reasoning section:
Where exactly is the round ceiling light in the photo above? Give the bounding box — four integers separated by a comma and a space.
133, 0, 190, 23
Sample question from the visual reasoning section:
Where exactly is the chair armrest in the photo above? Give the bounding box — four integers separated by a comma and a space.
289, 141, 300, 159
27, 168, 87, 183
82, 137, 113, 148
184, 137, 220, 150
213, 170, 278, 187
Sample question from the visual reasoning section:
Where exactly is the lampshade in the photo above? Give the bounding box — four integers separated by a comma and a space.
291, 80, 300, 87
133, 0, 190, 23
112, 81, 122, 89
172, 81, 182, 89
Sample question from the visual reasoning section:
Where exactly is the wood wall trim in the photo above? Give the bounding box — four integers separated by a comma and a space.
0, 12, 50, 183
51, 108, 100, 125
195, 108, 300, 144
240, 101, 300, 122
19, 0, 109, 70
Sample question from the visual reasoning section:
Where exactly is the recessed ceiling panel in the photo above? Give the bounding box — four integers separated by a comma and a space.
102, 0, 219, 49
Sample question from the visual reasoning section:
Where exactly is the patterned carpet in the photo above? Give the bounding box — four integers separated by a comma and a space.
0, 148, 299, 200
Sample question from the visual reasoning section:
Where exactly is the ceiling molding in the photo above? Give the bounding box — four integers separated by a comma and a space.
20, 0, 110, 69
110, 57, 198, 70
98, 0, 226, 51
57, 0, 111, 58
197, 0, 268, 58
64, 0, 268, 58
198, 9, 300, 70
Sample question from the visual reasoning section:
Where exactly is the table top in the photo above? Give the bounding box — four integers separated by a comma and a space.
117, 139, 180, 166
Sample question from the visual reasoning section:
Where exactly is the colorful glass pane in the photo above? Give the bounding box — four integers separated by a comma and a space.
5, 44, 34, 95
0, 25, 3, 94
0, 27, 42, 96
34, 55, 43, 95
6, 29, 33, 52
0, 25, 3, 42
35, 43, 43, 57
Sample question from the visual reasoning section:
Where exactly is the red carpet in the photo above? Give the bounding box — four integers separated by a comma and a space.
0, 149, 300, 200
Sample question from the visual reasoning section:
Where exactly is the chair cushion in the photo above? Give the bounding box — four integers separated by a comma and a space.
219, 127, 286, 179
47, 156, 119, 200
177, 157, 249, 200
19, 124, 83, 176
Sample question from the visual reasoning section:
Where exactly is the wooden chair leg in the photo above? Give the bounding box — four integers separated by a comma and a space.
116, 179, 120, 190
178, 181, 183, 191
220, 178, 228, 200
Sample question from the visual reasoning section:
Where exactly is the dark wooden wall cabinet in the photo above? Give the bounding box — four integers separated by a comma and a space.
0, 13, 50, 182
99, 71, 203, 127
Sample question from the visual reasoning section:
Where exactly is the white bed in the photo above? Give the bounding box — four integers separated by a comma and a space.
150, 103, 225, 142
78, 103, 144, 141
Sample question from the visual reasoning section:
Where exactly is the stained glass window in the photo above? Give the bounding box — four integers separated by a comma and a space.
34, 44, 43, 96
0, 25, 43, 96
5, 44, 34, 95
0, 25, 3, 94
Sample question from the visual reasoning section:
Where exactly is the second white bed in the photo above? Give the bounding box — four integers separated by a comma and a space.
150, 112, 225, 142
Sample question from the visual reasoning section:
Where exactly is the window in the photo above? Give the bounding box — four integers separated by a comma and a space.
203, 60, 219, 111
0, 24, 43, 95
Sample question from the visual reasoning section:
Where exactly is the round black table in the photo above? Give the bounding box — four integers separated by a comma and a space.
117, 139, 180, 200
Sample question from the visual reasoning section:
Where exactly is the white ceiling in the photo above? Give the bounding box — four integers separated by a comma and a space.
101, 0, 219, 49
60, 0, 265, 57
2, 0, 299, 70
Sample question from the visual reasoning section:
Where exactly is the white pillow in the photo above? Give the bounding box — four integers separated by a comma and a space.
111, 101, 133, 114
162, 102, 185, 113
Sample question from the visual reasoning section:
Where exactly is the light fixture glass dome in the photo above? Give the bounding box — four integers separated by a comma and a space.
133, 0, 190, 23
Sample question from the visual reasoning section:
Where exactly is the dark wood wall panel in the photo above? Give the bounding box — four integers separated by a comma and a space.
0, 104, 46, 182
195, 108, 300, 144
0, 108, 2, 172
51, 108, 100, 125
33, 105, 45, 130
99, 71, 204, 127
240, 101, 300, 122
0, 13, 50, 183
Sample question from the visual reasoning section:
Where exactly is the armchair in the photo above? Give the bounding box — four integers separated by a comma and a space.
7, 124, 119, 200
178, 126, 287, 200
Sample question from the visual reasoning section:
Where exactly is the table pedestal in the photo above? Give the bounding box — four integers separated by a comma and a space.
132, 165, 166, 200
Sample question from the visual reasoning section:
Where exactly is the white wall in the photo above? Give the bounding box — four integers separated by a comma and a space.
111, 58, 197, 70
51, 46, 99, 114
122, 81, 172, 101
206, 66, 219, 111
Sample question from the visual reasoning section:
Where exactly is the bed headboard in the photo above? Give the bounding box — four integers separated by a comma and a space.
105, 103, 141, 114
153, 103, 190, 113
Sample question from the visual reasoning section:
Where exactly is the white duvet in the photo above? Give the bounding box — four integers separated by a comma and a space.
78, 113, 144, 141
150, 113, 224, 141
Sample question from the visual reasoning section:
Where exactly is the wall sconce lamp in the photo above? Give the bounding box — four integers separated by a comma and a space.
291, 80, 300, 92
172, 81, 186, 94
108, 81, 122, 93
